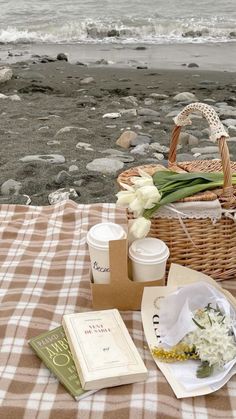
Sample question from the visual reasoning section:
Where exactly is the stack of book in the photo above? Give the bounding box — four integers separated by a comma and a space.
29, 309, 148, 400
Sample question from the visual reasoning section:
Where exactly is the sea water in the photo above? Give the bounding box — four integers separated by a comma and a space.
0, 0, 236, 45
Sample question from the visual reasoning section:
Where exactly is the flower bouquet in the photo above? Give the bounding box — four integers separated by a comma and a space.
141, 263, 236, 398
116, 168, 236, 240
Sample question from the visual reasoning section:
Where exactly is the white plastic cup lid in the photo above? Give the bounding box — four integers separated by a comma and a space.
129, 237, 169, 264
87, 222, 126, 249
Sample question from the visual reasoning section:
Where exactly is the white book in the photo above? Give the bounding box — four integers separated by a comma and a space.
62, 309, 148, 390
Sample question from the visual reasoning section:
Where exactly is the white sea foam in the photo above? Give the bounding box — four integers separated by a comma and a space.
0, 16, 236, 45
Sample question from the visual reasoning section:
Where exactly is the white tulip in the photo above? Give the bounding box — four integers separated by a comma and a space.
129, 197, 144, 217
116, 190, 136, 207
129, 217, 151, 239
136, 185, 161, 209
130, 169, 154, 189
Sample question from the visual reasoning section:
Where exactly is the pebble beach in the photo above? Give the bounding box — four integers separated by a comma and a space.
1, 44, 236, 206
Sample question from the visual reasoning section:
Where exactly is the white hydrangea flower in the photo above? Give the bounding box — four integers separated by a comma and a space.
183, 308, 236, 368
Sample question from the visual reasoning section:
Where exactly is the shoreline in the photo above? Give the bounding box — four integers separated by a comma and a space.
1, 41, 236, 71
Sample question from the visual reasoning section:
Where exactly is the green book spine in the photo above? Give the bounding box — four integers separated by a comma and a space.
29, 325, 95, 400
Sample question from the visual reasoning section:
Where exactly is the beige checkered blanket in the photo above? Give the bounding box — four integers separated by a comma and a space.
1, 200, 236, 419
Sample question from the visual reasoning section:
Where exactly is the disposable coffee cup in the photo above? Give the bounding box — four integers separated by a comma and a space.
87, 222, 126, 284
129, 237, 169, 282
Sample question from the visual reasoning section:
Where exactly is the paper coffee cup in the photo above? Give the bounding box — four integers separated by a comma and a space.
87, 222, 126, 284
129, 238, 169, 282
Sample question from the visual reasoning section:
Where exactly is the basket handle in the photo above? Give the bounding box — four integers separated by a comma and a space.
168, 102, 234, 203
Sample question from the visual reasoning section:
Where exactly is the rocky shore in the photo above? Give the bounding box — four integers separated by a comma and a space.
0, 58, 236, 206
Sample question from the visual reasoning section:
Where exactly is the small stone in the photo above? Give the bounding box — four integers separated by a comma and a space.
9, 94, 21, 101
76, 61, 86, 66
76, 142, 93, 151
173, 92, 198, 101
55, 126, 88, 140
188, 62, 199, 68
138, 108, 159, 117
130, 134, 152, 146
191, 146, 219, 154
122, 96, 138, 106
86, 158, 124, 174
116, 131, 137, 149
80, 77, 95, 85
55, 170, 72, 185
130, 144, 149, 155
137, 66, 148, 70
223, 119, 236, 128
110, 155, 134, 163
219, 109, 236, 119
149, 142, 169, 153
107, 29, 119, 37
177, 153, 194, 162
153, 152, 164, 160
179, 132, 199, 146
103, 112, 121, 119
19, 154, 65, 164
119, 108, 137, 116
47, 140, 60, 145
48, 188, 79, 205
39, 126, 49, 131
144, 98, 155, 106
69, 165, 79, 172
0, 67, 13, 83
1, 179, 22, 195
95, 59, 109, 65
150, 93, 169, 100
76, 97, 97, 107
0, 194, 31, 205
57, 53, 68, 61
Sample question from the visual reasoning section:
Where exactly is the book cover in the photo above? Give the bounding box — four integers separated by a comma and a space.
62, 309, 148, 390
29, 325, 97, 400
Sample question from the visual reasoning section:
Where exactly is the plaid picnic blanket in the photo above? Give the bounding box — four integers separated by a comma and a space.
1, 199, 236, 419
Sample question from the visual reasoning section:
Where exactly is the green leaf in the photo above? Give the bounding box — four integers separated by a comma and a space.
192, 318, 205, 329
143, 180, 223, 218
197, 361, 214, 378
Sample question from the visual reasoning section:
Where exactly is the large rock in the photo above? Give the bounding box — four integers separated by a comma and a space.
116, 131, 137, 148
86, 158, 124, 174
1, 179, 22, 195
0, 67, 13, 84
20, 154, 65, 164
57, 53, 68, 61
173, 92, 198, 102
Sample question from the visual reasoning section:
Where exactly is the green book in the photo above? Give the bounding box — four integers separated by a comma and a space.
29, 325, 98, 400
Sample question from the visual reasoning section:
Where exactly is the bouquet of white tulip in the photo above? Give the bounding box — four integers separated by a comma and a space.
116, 170, 161, 239
116, 168, 236, 240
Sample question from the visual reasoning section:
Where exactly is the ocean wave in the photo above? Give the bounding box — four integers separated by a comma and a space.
1, 17, 236, 45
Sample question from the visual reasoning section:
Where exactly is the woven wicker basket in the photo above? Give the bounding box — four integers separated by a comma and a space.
117, 103, 236, 281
